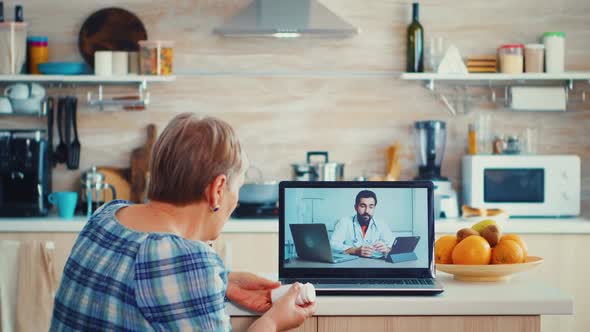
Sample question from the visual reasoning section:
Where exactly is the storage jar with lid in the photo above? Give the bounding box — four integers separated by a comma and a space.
138, 40, 174, 75
543, 32, 565, 73
498, 44, 524, 74
27, 36, 48, 74
524, 44, 544, 73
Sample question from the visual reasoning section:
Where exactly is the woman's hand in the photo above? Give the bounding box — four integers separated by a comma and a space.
264, 283, 316, 331
226, 272, 281, 313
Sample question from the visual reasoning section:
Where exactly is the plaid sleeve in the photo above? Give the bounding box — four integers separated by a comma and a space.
134, 235, 231, 332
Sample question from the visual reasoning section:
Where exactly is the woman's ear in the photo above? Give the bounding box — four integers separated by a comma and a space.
208, 174, 227, 211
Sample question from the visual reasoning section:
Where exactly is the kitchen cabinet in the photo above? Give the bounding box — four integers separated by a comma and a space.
233, 316, 537, 332
231, 317, 317, 332
212, 233, 278, 274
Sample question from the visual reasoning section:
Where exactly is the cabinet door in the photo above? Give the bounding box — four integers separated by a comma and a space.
231, 317, 317, 332
0, 232, 78, 282
212, 233, 278, 274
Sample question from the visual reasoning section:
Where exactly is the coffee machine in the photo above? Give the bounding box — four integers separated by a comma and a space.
414, 121, 458, 219
0, 130, 51, 216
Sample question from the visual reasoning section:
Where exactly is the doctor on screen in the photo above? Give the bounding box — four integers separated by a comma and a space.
330, 190, 395, 258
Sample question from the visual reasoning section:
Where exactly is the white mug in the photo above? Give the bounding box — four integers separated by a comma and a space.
112, 51, 128, 76
4, 83, 45, 100
0, 96, 13, 114
94, 51, 113, 76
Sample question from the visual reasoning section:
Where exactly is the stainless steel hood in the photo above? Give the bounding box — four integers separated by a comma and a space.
213, 0, 358, 38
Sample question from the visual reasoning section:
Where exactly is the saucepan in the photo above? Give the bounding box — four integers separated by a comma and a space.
238, 167, 278, 204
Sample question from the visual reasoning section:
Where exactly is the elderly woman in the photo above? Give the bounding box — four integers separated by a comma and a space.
50, 114, 315, 331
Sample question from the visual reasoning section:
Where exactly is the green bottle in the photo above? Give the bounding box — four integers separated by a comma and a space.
407, 2, 424, 72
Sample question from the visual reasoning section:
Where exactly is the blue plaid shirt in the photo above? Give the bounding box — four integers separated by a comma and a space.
50, 200, 231, 331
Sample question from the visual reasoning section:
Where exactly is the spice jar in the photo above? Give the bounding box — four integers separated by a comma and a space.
27, 36, 48, 74
524, 44, 544, 73
543, 32, 565, 73
498, 44, 524, 74
138, 40, 174, 75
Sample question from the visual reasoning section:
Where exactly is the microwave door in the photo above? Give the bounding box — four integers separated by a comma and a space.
484, 169, 545, 204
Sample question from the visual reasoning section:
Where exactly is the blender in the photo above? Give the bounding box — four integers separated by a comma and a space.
414, 121, 458, 219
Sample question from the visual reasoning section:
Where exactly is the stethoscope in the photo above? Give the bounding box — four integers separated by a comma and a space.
352, 215, 379, 243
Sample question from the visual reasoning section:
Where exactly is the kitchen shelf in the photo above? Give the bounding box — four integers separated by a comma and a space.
400, 72, 590, 114
401, 72, 590, 82
0, 74, 176, 112
0, 74, 176, 84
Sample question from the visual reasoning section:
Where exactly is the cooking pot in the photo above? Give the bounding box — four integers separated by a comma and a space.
238, 167, 278, 204
291, 151, 344, 181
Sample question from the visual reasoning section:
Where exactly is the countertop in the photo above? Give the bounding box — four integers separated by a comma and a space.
1, 216, 590, 234
226, 273, 573, 316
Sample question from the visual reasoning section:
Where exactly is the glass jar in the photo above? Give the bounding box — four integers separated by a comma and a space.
498, 44, 524, 74
524, 44, 544, 73
138, 40, 174, 75
543, 32, 565, 73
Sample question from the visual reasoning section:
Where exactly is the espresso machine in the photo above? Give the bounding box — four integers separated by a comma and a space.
0, 130, 51, 216
414, 121, 458, 219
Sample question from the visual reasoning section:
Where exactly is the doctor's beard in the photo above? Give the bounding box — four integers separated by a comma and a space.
357, 213, 372, 224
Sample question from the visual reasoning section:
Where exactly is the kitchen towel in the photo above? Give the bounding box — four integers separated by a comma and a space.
0, 240, 21, 332
15, 241, 57, 332
510, 86, 567, 111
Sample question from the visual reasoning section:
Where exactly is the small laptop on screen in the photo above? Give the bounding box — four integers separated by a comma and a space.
290, 223, 358, 264
279, 181, 444, 295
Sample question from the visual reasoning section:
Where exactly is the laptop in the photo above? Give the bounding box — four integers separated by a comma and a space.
290, 223, 358, 264
280, 181, 444, 295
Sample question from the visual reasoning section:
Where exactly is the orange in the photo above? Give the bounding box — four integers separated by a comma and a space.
435, 235, 458, 264
451, 235, 491, 265
491, 239, 524, 264
500, 234, 528, 261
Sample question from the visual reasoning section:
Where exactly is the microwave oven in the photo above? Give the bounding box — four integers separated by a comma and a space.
462, 155, 580, 217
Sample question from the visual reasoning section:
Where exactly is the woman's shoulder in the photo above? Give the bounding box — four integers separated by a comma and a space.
137, 233, 223, 267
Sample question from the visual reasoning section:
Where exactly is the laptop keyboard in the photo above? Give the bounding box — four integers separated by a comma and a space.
284, 278, 434, 286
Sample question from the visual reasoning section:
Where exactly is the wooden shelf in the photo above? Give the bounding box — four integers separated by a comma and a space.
0, 74, 176, 84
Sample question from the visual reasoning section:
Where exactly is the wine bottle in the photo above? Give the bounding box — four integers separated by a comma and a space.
407, 2, 424, 72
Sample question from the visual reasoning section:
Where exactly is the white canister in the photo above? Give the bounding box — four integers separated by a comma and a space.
94, 51, 113, 76
112, 51, 128, 76
543, 32, 565, 73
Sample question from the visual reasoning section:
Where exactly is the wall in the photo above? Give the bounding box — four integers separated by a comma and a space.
1, 0, 589, 216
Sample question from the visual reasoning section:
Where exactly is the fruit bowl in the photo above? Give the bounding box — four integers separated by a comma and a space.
436, 256, 543, 282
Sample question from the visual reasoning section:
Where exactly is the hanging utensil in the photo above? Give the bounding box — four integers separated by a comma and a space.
64, 97, 73, 170
45, 97, 55, 167
54, 97, 67, 164
68, 97, 80, 170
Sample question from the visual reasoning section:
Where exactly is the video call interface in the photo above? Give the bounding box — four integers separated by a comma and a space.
283, 187, 429, 269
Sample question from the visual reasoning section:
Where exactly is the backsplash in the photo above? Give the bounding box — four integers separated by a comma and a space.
2, 0, 589, 216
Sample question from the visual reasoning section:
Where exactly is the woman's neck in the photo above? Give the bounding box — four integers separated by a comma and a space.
118, 200, 211, 241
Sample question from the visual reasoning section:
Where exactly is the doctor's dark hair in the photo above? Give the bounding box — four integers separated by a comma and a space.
355, 190, 377, 206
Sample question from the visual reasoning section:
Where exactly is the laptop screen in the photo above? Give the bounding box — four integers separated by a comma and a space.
279, 182, 435, 278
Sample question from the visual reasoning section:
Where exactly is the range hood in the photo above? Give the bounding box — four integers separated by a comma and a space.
213, 0, 358, 38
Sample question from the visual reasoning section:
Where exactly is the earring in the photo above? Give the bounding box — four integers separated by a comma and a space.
211, 205, 220, 212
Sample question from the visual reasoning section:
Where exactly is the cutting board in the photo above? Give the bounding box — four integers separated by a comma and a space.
130, 124, 157, 203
